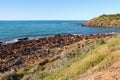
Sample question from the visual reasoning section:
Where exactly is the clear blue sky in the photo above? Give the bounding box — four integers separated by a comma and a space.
0, 0, 120, 20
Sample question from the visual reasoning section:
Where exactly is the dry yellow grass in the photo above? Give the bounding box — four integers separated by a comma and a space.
44, 35, 120, 80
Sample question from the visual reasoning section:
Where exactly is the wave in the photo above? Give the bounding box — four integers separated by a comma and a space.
0, 33, 71, 45
1, 39, 18, 45
0, 32, 119, 45
1, 37, 29, 45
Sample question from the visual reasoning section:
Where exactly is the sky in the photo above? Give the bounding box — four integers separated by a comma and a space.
0, 0, 120, 20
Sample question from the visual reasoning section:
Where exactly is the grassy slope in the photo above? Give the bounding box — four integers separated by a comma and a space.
83, 14, 120, 27
43, 35, 120, 80
1, 35, 120, 80
25, 35, 120, 80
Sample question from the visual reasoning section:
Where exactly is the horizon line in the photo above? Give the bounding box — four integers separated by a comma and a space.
0, 20, 88, 21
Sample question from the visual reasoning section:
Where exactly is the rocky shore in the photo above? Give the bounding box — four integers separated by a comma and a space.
0, 34, 113, 73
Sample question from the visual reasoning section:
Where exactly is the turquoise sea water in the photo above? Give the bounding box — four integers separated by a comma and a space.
0, 20, 120, 42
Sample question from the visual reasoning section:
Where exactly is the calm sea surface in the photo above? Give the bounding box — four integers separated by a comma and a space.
0, 20, 120, 42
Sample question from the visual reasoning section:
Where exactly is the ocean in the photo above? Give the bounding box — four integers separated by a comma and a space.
0, 20, 120, 43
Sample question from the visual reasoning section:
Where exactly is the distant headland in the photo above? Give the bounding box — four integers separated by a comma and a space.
82, 14, 120, 28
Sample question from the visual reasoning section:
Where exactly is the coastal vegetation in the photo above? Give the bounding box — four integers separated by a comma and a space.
0, 34, 120, 80
83, 14, 120, 27
33, 35, 120, 80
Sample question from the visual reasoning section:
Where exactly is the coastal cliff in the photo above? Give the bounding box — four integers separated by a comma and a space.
82, 14, 120, 28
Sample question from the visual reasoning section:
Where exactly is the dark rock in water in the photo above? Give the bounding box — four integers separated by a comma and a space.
55, 34, 61, 37
77, 23, 84, 26
80, 23, 84, 26
0, 42, 3, 45
18, 37, 28, 41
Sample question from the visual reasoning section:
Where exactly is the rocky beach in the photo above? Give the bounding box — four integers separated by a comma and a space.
0, 34, 113, 74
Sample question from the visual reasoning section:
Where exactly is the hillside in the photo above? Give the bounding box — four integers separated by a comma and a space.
82, 14, 120, 28
22, 35, 120, 80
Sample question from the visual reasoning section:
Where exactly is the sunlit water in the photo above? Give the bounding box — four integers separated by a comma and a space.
0, 20, 120, 42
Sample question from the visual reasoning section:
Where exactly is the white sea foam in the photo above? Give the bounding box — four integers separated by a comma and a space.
2, 39, 18, 45
73, 34, 82, 36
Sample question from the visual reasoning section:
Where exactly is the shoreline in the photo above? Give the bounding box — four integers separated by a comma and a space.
0, 34, 114, 73
0, 32, 117, 46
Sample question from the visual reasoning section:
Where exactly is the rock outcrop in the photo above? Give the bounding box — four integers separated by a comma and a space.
82, 14, 120, 28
